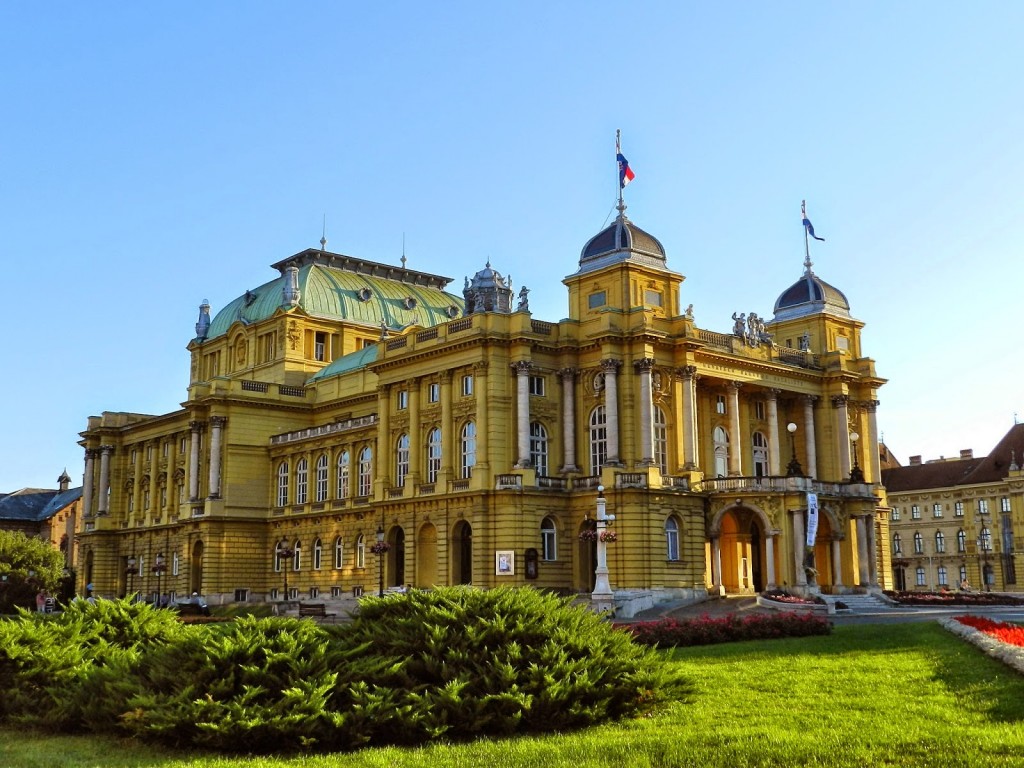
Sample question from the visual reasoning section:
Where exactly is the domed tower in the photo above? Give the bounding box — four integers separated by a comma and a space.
463, 261, 514, 314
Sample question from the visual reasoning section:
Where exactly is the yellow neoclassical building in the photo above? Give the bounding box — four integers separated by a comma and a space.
76, 200, 891, 616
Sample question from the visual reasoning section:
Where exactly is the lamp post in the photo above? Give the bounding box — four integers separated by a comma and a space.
278, 538, 294, 601
786, 423, 804, 477
152, 553, 166, 607
848, 432, 865, 483
126, 555, 137, 599
376, 525, 386, 597
590, 485, 616, 614
976, 523, 992, 592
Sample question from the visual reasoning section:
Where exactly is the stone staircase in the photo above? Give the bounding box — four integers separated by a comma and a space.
823, 593, 894, 613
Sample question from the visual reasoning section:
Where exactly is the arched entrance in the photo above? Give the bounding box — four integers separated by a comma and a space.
389, 527, 406, 588
713, 506, 775, 594
452, 520, 473, 584
416, 522, 438, 587
190, 540, 204, 595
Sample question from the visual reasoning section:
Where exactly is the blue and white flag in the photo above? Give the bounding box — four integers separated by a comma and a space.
801, 200, 825, 241
806, 493, 819, 547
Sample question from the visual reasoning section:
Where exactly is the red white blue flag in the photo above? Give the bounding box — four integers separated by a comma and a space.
617, 152, 635, 188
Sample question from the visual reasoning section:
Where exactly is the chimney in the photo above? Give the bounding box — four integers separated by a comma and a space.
960, 449, 974, 459
909, 455, 922, 465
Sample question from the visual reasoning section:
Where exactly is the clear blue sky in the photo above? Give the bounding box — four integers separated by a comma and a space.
2, 2, 1022, 491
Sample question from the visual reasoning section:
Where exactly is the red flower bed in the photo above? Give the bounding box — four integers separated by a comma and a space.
885, 590, 1024, 607
954, 615, 1024, 648
618, 611, 831, 648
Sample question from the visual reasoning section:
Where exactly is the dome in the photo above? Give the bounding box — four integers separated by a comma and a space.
772, 269, 851, 322
463, 261, 513, 314
202, 249, 464, 341
575, 213, 667, 275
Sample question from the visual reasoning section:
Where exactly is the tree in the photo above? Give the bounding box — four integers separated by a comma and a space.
0, 529, 65, 613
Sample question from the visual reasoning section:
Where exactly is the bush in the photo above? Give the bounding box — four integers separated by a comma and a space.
622, 612, 832, 648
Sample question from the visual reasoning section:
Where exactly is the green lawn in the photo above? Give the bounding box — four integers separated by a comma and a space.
3, 622, 1024, 767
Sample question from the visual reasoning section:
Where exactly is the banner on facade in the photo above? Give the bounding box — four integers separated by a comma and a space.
806, 493, 819, 547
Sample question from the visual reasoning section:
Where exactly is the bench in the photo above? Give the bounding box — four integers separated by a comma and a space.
298, 603, 334, 621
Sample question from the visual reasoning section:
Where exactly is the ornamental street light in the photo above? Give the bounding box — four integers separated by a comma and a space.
849, 432, 865, 483
152, 553, 167, 607
126, 555, 137, 598
590, 485, 616, 614
976, 520, 993, 592
278, 538, 295, 601
786, 423, 804, 477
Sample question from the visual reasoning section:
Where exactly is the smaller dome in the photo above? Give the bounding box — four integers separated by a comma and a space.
773, 269, 851, 321
577, 214, 666, 274
464, 261, 513, 313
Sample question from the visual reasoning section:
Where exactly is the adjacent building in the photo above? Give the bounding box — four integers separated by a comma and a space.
76, 198, 891, 616
0, 470, 82, 568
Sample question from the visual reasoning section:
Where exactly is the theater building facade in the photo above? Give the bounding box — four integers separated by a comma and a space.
76, 204, 891, 616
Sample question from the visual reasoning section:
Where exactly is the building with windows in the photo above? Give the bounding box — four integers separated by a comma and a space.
76, 199, 891, 615
0, 470, 82, 567
883, 425, 1024, 592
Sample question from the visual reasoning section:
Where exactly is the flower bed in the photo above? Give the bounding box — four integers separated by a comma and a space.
940, 614, 1024, 675
757, 589, 829, 613
885, 590, 1024, 606
619, 611, 831, 648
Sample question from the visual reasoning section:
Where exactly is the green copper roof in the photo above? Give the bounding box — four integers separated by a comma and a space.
204, 250, 464, 341
307, 342, 379, 382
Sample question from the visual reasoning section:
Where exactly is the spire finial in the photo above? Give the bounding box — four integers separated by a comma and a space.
401, 232, 407, 269
320, 214, 327, 251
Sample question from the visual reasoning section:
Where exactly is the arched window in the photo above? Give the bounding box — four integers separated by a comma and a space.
356, 534, 366, 569
315, 454, 329, 502
665, 516, 681, 561
276, 461, 289, 507
337, 450, 350, 499
396, 433, 410, 487
653, 407, 668, 474
274, 540, 285, 572
292, 540, 301, 571
980, 527, 993, 551
313, 538, 323, 570
358, 447, 373, 497
529, 422, 549, 477
957, 529, 967, 553
541, 516, 557, 561
460, 421, 476, 479
752, 432, 769, 478
334, 536, 344, 569
713, 427, 729, 478
913, 532, 924, 554
589, 406, 608, 473
426, 428, 442, 483
295, 458, 309, 504
934, 530, 945, 554
893, 533, 902, 554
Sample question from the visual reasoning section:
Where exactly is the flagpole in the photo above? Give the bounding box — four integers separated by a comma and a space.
801, 199, 812, 273
616, 129, 625, 216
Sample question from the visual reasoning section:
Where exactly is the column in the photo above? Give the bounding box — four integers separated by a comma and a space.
865, 400, 880, 483
833, 395, 851, 480
727, 382, 742, 476
132, 446, 144, 520
207, 416, 226, 499
474, 362, 489, 472
766, 389, 781, 476
802, 396, 818, 479
377, 386, 391, 487
188, 421, 203, 501
440, 371, 453, 479
601, 360, 622, 465
793, 510, 807, 586
149, 439, 159, 515
856, 516, 870, 586
866, 514, 878, 586
512, 361, 532, 467
408, 378, 421, 484
711, 536, 723, 590
82, 449, 96, 517
764, 533, 777, 589
558, 368, 579, 473
635, 358, 655, 465
831, 538, 844, 587
98, 445, 114, 515
680, 366, 698, 469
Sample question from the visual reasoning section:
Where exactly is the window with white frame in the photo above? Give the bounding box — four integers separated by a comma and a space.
334, 537, 343, 569
916, 567, 926, 586
529, 375, 545, 396
276, 462, 289, 507
935, 531, 945, 553
397, 390, 408, 409
980, 527, 992, 551
313, 538, 323, 570
1002, 497, 1012, 513
716, 395, 726, 414
713, 427, 729, 478
978, 499, 990, 515
461, 374, 473, 396
954, 501, 964, 517
337, 450, 350, 498
913, 532, 924, 554
172, 552, 179, 576
529, 422, 549, 477
933, 503, 942, 518
295, 458, 308, 504
309, 587, 320, 599
893, 533, 902, 554
937, 566, 948, 586
356, 534, 365, 568
274, 541, 284, 572
234, 589, 248, 602
891, 507, 900, 521
460, 421, 477, 479
541, 517, 557, 561
911, 505, 921, 520
589, 406, 608, 473
292, 540, 301, 571
653, 407, 668, 474
315, 454, 329, 502
959, 565, 968, 585
358, 447, 373, 497
428, 382, 440, 403
427, 428, 442, 483
956, 528, 967, 552
666, 516, 681, 561
396, 433, 410, 487
754, 400, 766, 420
752, 432, 769, 478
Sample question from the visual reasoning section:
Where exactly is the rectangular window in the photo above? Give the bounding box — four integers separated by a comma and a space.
270, 588, 279, 601
588, 291, 606, 309
162, 441, 168, 457
314, 331, 328, 362
915, 567, 926, 586
1002, 497, 1012, 513
890, 507, 900, 521
234, 589, 248, 602
428, 383, 440, 403
260, 333, 276, 363
911, 505, 921, 520
146, 445, 153, 462
397, 390, 408, 409
331, 586, 342, 598
955, 501, 964, 517
754, 401, 765, 420
979, 499, 989, 515
716, 395, 726, 415
461, 375, 474, 397
309, 587, 319, 599
529, 375, 545, 397
933, 503, 942, 518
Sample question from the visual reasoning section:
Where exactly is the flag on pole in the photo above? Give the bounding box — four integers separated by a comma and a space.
617, 152, 635, 188
801, 200, 825, 241
806, 493, 819, 547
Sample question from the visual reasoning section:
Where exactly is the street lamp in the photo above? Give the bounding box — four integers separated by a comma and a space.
848, 432, 865, 483
152, 553, 166, 607
976, 523, 992, 592
376, 525, 386, 597
278, 538, 294, 601
591, 485, 616, 614
126, 555, 137, 599
786, 423, 804, 477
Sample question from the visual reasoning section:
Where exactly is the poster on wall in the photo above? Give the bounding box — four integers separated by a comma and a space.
806, 492, 819, 547
495, 550, 515, 576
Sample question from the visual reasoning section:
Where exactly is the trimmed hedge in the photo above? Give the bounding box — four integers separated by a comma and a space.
621, 611, 832, 648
